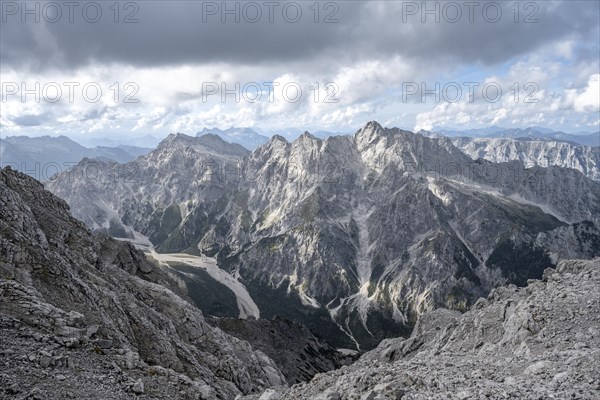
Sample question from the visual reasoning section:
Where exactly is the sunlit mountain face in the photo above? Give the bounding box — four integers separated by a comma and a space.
1, 2, 599, 399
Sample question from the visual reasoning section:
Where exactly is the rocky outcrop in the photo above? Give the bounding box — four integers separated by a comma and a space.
0, 166, 285, 399
246, 258, 600, 399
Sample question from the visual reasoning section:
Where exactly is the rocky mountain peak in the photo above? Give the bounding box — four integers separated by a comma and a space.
354, 120, 385, 142
195, 127, 270, 150
258, 134, 290, 152
197, 133, 250, 155
267, 134, 288, 143
365, 120, 384, 131
157, 132, 193, 147
157, 132, 249, 157
300, 131, 318, 140
293, 131, 323, 151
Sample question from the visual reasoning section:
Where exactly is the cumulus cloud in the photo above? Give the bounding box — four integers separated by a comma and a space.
565, 74, 600, 113
414, 72, 600, 132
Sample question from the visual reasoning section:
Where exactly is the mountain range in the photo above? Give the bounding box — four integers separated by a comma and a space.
198, 126, 600, 181
435, 127, 600, 147
195, 127, 348, 150
451, 136, 600, 181
46, 122, 600, 351
0, 135, 151, 181
4, 159, 598, 399
73, 134, 165, 149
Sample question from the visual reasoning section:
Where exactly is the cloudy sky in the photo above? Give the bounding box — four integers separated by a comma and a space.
1, 0, 599, 140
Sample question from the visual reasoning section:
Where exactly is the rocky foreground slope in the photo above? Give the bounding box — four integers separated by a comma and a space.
245, 258, 600, 400
0, 166, 288, 399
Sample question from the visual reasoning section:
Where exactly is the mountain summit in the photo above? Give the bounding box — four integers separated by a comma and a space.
196, 127, 270, 150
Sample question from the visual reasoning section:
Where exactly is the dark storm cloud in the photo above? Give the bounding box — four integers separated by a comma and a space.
0, 0, 598, 71
352, 0, 599, 66
0, 0, 364, 70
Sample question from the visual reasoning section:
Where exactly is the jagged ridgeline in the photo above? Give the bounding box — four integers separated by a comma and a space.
47, 122, 600, 350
